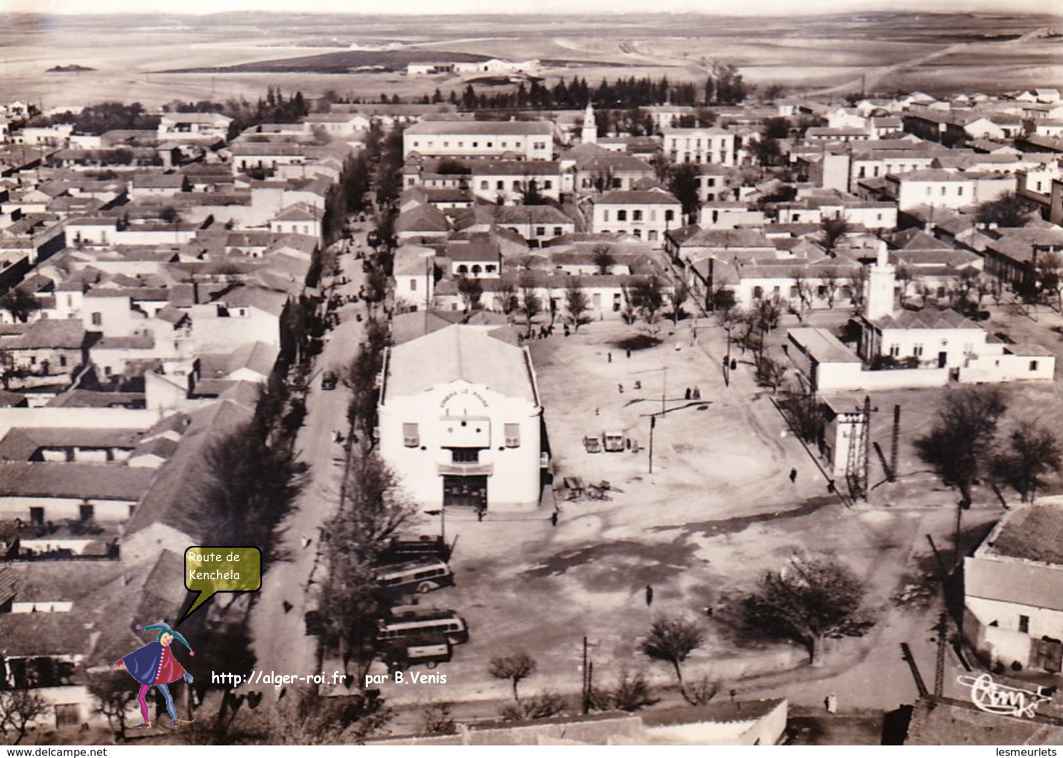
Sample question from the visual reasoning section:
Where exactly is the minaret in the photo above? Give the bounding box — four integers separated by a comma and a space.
865, 240, 896, 321
581, 102, 597, 145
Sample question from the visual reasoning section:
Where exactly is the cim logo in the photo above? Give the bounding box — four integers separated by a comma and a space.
957, 673, 1052, 719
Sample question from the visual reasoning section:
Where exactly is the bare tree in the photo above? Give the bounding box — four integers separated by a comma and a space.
669, 278, 691, 325
820, 217, 851, 256
0, 289, 41, 324
457, 276, 483, 312
629, 276, 665, 336
1036, 251, 1063, 311
755, 354, 787, 393
0, 689, 48, 744
89, 671, 137, 741
592, 244, 616, 275
993, 422, 1063, 503
640, 615, 705, 705
847, 267, 868, 309
741, 551, 870, 667
564, 281, 590, 330
519, 278, 543, 338
495, 278, 518, 316
489, 651, 537, 705
895, 265, 912, 306
915, 386, 1008, 510
790, 268, 812, 318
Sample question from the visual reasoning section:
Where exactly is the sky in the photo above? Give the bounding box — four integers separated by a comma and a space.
3, 0, 1056, 15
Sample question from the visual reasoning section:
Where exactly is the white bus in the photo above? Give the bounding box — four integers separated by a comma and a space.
373, 560, 454, 596
376, 608, 469, 645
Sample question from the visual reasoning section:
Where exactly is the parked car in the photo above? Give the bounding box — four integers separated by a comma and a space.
603, 430, 625, 452
583, 436, 602, 453
321, 371, 338, 390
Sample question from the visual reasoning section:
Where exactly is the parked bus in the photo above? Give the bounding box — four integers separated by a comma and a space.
381, 635, 452, 671
373, 560, 454, 596
376, 608, 469, 645
377, 535, 451, 565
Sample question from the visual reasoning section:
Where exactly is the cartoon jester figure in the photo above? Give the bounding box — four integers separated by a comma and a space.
114, 622, 195, 728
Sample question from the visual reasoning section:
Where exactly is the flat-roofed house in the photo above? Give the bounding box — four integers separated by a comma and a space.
590, 189, 681, 247
403, 120, 553, 161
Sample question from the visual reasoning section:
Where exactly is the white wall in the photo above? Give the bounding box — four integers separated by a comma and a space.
0, 495, 136, 522
378, 379, 542, 511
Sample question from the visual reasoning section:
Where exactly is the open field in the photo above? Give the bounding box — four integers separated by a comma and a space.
1, 11, 1059, 108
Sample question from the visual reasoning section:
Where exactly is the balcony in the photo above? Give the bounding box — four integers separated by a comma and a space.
436, 461, 495, 477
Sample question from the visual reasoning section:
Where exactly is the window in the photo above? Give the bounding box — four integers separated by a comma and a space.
59, 355, 66, 367
957, 186, 964, 196
543, 180, 552, 190
1019, 614, 1030, 633
496, 181, 504, 190
1030, 360, 1039, 371
913, 344, 924, 357
472, 142, 478, 148
452, 447, 479, 463
504, 423, 520, 448
889, 344, 900, 357
410, 278, 417, 292
536, 226, 545, 237
602, 210, 610, 222
617, 210, 628, 221
402, 423, 420, 448
553, 226, 562, 237
665, 210, 675, 222
79, 503, 94, 521
790, 286, 800, 298
480, 180, 488, 190
54, 704, 80, 729
91, 312, 102, 326
633, 210, 643, 221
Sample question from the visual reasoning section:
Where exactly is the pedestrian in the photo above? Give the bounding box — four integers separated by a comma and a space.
730, 358, 737, 371
476, 506, 485, 522
684, 387, 691, 401
607, 351, 612, 363
693, 386, 701, 400
550, 511, 558, 527
827, 480, 836, 494
789, 467, 797, 484
645, 584, 654, 607
282, 600, 293, 614
618, 383, 624, 394
595, 407, 600, 416
626, 349, 631, 359
301, 535, 312, 550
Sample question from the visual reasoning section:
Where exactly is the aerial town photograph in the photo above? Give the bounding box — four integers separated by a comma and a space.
0, 0, 1061, 752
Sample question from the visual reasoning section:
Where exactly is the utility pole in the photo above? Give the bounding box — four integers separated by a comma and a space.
889, 404, 900, 483
581, 636, 589, 714
648, 415, 656, 474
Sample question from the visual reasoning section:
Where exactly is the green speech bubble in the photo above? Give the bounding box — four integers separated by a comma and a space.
178, 546, 262, 626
